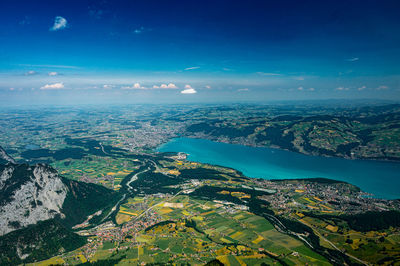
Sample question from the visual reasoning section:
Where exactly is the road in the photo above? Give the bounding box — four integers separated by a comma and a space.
101, 194, 126, 222
298, 218, 370, 265
131, 190, 183, 222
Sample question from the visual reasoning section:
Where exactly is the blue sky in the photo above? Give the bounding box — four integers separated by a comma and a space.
0, 0, 400, 105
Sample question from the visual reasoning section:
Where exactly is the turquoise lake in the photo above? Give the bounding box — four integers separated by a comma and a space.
158, 137, 400, 199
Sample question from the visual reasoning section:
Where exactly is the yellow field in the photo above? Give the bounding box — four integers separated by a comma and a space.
252, 235, 264, 244
231, 231, 243, 239
77, 254, 87, 263
168, 170, 180, 175
201, 210, 215, 216
326, 225, 338, 232
36, 256, 65, 265
192, 216, 203, 221
217, 255, 230, 265
234, 214, 245, 219
159, 207, 173, 214
138, 246, 144, 256
321, 204, 332, 210
116, 213, 132, 224
119, 210, 138, 216
220, 237, 233, 244
304, 197, 314, 203
136, 235, 152, 243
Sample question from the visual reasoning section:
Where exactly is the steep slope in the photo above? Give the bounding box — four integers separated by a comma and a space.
0, 163, 121, 236
0, 163, 68, 236
0, 146, 16, 164
60, 177, 122, 227
0, 159, 121, 263
0, 219, 86, 264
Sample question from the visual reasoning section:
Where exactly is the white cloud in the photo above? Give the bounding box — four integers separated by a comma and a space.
256, 72, 281, 76
9, 87, 15, 91
103, 84, 114, 89
335, 87, 349, 91
167, 83, 178, 89
358, 85, 366, 91
25, 70, 37, 75
309, 87, 315, 91
156, 83, 178, 89
19, 64, 78, 69
181, 88, 197, 94
50, 16, 67, 31
48, 72, 58, 76
237, 88, 249, 92
294, 76, 305, 81
346, 57, 359, 62
376, 85, 388, 90
184, 66, 200, 71
181, 84, 197, 94
40, 82, 64, 90
134, 27, 145, 34
133, 27, 152, 34
297, 86, 304, 91
205, 85, 211, 89
121, 83, 147, 90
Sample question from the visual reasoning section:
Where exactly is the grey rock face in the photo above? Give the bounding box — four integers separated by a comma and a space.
0, 164, 68, 236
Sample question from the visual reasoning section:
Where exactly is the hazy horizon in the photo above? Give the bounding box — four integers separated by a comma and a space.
1, 0, 399, 105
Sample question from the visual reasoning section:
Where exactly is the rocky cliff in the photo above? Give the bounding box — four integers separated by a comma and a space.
0, 163, 68, 236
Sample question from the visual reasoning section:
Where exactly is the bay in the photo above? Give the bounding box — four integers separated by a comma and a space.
158, 137, 400, 199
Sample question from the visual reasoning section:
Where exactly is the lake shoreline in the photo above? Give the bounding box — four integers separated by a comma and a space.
158, 137, 400, 199
173, 136, 400, 164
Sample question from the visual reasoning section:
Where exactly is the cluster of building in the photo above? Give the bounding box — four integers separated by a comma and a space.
122, 210, 162, 237
213, 200, 249, 213
122, 122, 181, 151
78, 201, 163, 260
254, 179, 400, 215
79, 174, 114, 186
